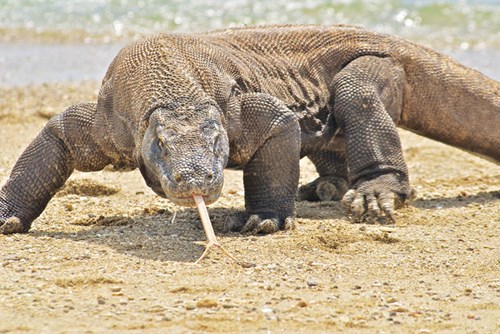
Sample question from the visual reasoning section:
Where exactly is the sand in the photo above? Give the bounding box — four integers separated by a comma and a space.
0, 82, 499, 333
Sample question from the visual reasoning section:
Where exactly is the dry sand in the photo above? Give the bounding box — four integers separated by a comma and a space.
0, 83, 499, 333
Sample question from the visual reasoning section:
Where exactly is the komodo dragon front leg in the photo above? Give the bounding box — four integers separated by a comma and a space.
229, 93, 300, 234
330, 56, 414, 222
0, 103, 112, 233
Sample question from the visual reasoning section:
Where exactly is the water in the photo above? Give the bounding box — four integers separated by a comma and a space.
0, 0, 499, 85
1, 0, 500, 49
0, 43, 123, 85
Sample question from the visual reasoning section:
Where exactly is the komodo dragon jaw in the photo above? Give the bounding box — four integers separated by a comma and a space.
139, 106, 229, 207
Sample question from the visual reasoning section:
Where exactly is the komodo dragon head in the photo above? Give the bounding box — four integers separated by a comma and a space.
139, 104, 229, 207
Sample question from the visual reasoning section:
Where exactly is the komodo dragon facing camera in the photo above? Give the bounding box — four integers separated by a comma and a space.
1, 24, 499, 235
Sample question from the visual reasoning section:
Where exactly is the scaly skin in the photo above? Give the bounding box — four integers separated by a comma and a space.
1, 24, 499, 234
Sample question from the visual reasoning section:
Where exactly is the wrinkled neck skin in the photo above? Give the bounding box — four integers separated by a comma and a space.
138, 105, 229, 207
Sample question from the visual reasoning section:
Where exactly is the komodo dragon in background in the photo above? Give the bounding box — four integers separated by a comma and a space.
1, 24, 499, 235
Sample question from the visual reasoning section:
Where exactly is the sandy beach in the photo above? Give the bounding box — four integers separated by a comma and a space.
1, 1, 500, 330
0, 62, 499, 333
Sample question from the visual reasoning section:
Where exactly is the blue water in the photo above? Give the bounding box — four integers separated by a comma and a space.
1, 0, 500, 48
0, 0, 499, 86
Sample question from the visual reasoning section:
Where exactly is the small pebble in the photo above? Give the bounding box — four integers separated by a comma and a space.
222, 304, 237, 309
97, 296, 106, 305
196, 298, 218, 308
380, 226, 396, 233
239, 261, 256, 268
296, 300, 308, 308
307, 279, 318, 287
261, 306, 273, 314
417, 329, 432, 334
110, 287, 122, 293
391, 307, 408, 313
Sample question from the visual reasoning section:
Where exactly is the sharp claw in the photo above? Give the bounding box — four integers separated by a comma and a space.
385, 211, 396, 224
283, 217, 296, 231
378, 192, 396, 223
241, 215, 261, 234
241, 216, 287, 234
366, 194, 381, 217
350, 192, 366, 218
342, 188, 401, 223
342, 189, 357, 214
256, 219, 279, 234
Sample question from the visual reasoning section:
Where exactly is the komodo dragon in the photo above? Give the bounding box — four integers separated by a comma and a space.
1, 24, 499, 235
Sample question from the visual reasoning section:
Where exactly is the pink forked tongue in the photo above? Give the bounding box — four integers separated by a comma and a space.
193, 195, 254, 267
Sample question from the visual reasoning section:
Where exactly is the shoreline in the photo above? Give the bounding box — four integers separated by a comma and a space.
0, 43, 124, 87
1, 41, 499, 87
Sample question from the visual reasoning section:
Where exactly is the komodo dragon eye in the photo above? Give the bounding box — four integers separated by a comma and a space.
201, 123, 220, 149
157, 138, 167, 152
157, 127, 177, 151
213, 134, 220, 151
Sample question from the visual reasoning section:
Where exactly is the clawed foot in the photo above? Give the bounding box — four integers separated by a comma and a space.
297, 175, 349, 202
240, 215, 295, 235
222, 213, 296, 235
342, 174, 415, 223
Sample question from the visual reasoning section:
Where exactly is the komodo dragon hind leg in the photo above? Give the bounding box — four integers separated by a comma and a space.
331, 56, 413, 223
0, 103, 112, 234
230, 93, 300, 234
298, 134, 349, 202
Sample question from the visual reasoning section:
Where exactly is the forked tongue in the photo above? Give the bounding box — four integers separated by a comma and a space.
193, 195, 254, 267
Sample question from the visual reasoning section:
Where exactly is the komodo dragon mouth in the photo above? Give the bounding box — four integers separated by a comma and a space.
138, 106, 229, 207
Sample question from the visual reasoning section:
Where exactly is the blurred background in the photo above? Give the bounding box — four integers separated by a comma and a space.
1, 0, 499, 85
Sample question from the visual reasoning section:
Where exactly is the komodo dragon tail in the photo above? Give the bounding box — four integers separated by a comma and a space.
396, 45, 500, 163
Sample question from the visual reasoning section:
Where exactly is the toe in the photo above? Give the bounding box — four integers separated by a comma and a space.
240, 215, 261, 234
283, 217, 296, 231
377, 192, 396, 222
350, 192, 366, 219
256, 219, 279, 234
366, 194, 381, 217
241, 215, 282, 235
341, 189, 357, 213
